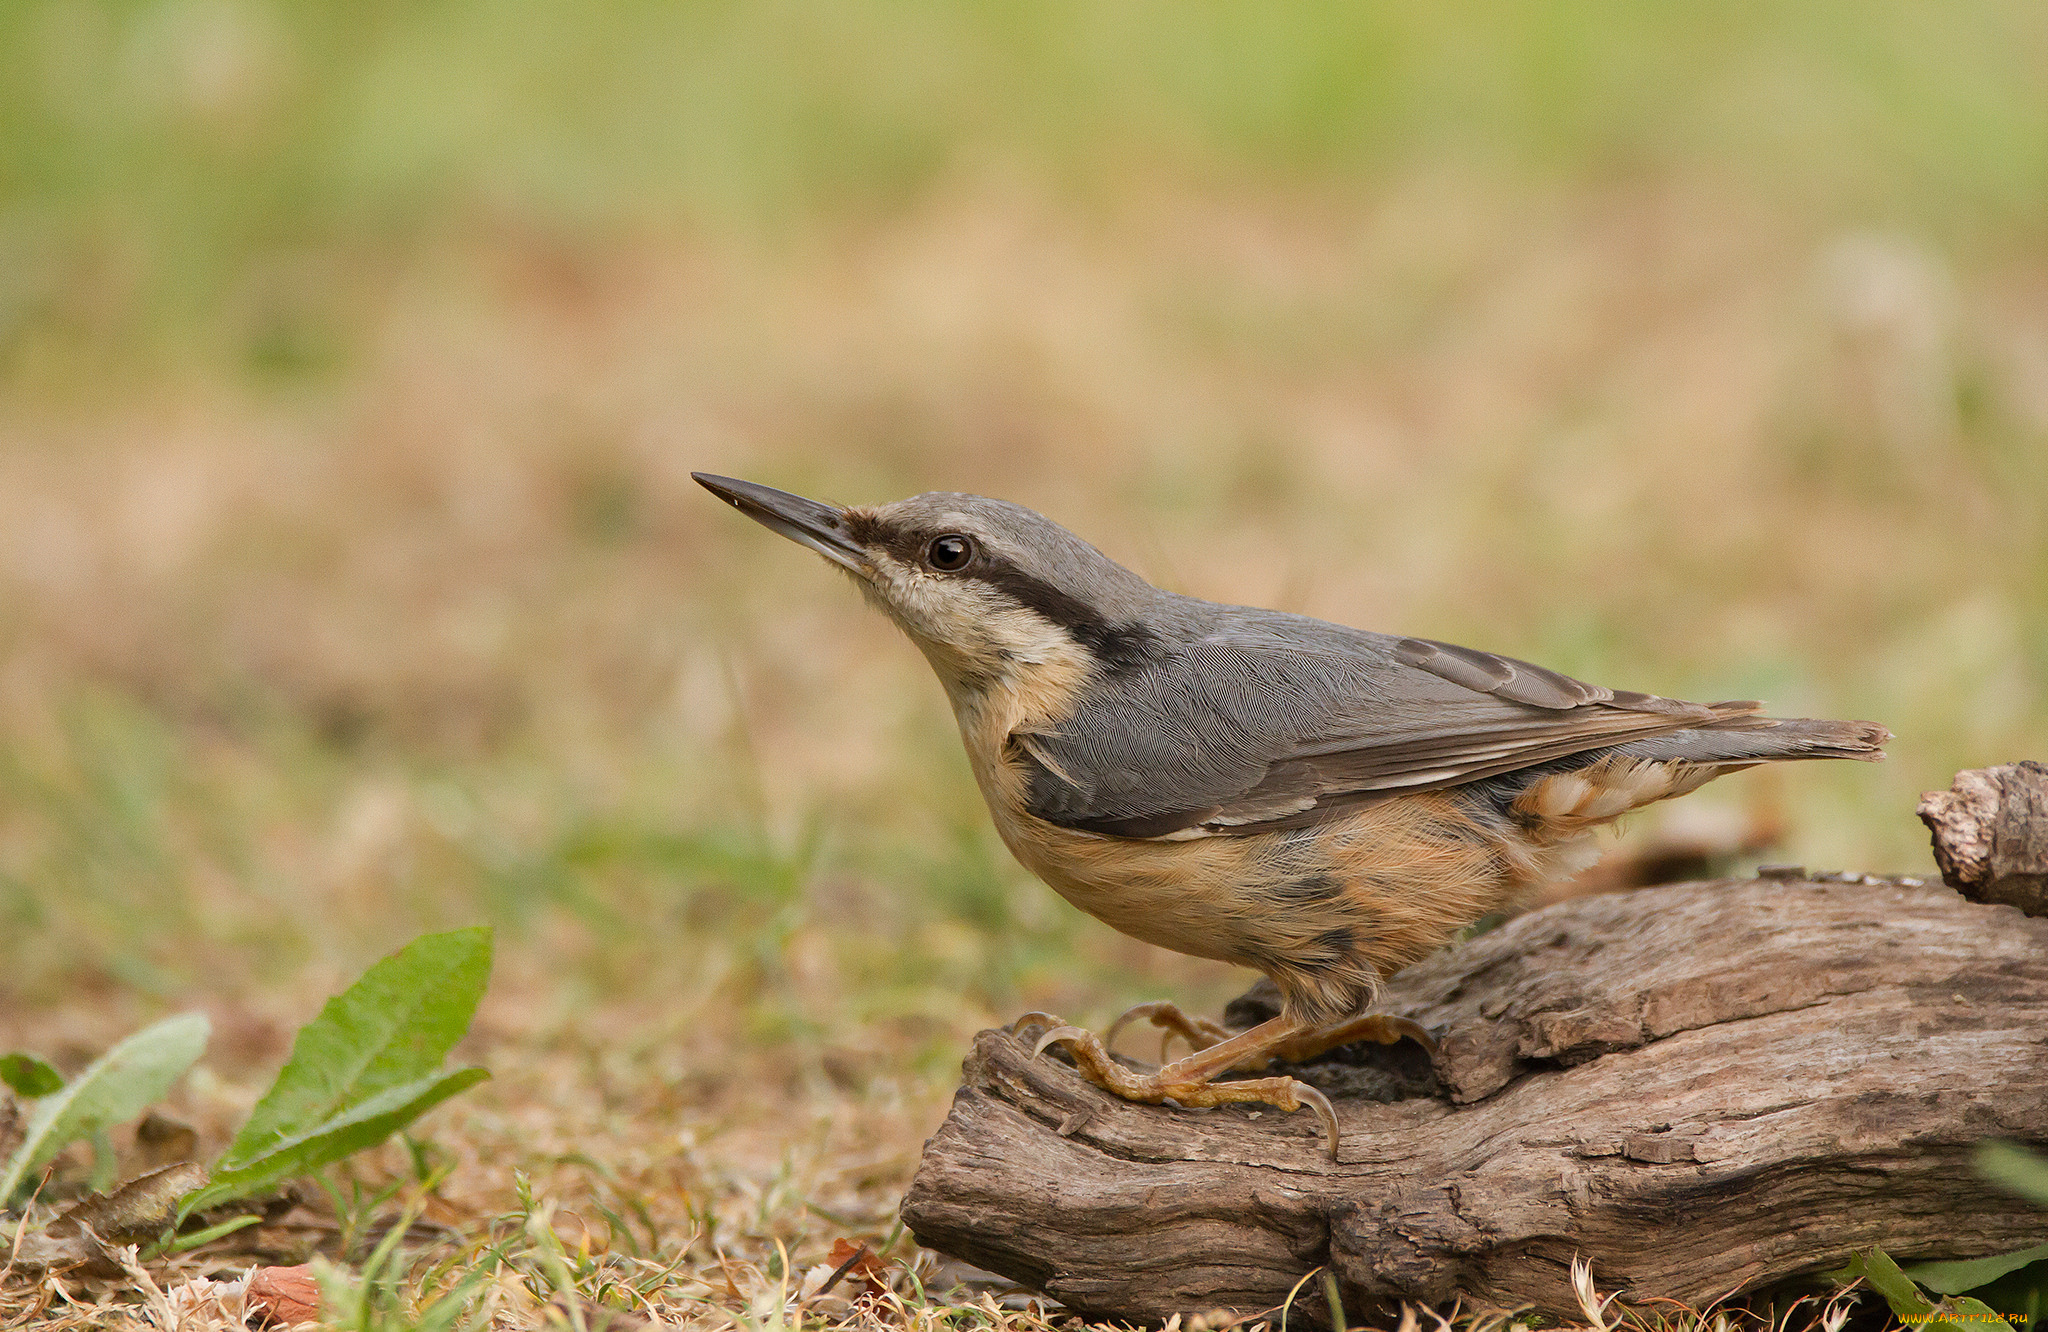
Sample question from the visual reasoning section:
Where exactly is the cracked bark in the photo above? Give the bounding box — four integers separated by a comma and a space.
901, 877, 2048, 1322
1921, 762, 2048, 918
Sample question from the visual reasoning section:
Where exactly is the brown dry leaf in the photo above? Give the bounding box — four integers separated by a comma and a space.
49, 1161, 211, 1243
246, 1264, 321, 1327
825, 1237, 896, 1303
9, 1225, 113, 1274
10, 1161, 212, 1272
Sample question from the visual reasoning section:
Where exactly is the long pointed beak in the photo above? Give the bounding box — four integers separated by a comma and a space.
692, 473, 871, 575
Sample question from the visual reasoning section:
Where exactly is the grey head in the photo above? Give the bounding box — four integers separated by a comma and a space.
691, 474, 1166, 694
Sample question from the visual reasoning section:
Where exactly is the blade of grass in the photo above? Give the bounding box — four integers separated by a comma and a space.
157, 1213, 264, 1256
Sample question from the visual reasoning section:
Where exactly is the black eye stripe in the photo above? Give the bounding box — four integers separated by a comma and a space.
963, 562, 1158, 673
846, 515, 1161, 672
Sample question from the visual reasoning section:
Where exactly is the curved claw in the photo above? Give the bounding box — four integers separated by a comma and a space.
1006, 1011, 1066, 1037
1105, 1002, 1182, 1062
1290, 1079, 1341, 1160
1103, 1003, 1160, 1051
1106, 1000, 1235, 1063
1031, 1026, 1094, 1060
1371, 1015, 1437, 1056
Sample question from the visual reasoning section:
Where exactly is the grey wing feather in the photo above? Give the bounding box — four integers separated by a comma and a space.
1019, 617, 1742, 839
1392, 637, 1705, 715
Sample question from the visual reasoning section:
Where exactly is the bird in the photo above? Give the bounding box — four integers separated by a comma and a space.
694, 473, 1890, 1154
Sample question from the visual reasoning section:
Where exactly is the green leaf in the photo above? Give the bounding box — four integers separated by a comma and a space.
181, 1067, 488, 1215
1832, 1249, 2028, 1332
1955, 1259, 2048, 1329
1947, 1295, 2013, 1328
0, 1054, 63, 1098
1992, 1268, 2045, 1328
0, 1013, 209, 1204
1909, 1241, 2048, 1295
1979, 1142, 2048, 1209
219, 927, 491, 1171
1830, 1249, 1937, 1320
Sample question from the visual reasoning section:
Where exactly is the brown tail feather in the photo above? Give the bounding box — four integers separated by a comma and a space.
1718, 715, 1891, 757
1612, 715, 1890, 766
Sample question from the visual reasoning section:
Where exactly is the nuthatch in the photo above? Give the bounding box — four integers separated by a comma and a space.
695, 474, 1890, 1154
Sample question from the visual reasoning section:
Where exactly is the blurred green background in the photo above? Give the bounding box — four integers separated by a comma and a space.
7, 2, 2046, 366
1, 1, 2044, 1080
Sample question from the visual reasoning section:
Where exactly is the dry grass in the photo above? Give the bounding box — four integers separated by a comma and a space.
3, 5, 2046, 1327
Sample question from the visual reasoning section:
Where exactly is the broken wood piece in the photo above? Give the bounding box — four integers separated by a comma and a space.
1920, 760, 2048, 918
901, 877, 2048, 1323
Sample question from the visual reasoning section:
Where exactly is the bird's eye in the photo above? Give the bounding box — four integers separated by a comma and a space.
924, 534, 975, 572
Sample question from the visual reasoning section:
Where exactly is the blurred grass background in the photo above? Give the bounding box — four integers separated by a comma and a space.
1, 0, 2045, 1116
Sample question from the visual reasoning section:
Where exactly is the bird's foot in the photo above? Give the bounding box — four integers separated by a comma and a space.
1106, 1000, 1237, 1062
1096, 1003, 1436, 1069
1270, 1012, 1438, 1064
1029, 1016, 1342, 1158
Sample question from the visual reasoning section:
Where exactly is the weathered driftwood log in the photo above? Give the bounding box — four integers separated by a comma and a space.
1921, 762, 2048, 918
903, 877, 2048, 1323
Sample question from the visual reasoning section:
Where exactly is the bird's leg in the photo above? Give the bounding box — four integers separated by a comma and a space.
1266, 1012, 1438, 1064
1106, 1000, 1237, 1062
1031, 1015, 1342, 1156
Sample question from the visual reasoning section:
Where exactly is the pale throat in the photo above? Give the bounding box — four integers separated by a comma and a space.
933, 620, 1096, 772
